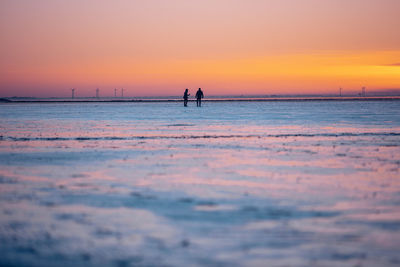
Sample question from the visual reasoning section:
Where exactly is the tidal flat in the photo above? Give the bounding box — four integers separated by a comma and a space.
1, 100, 400, 266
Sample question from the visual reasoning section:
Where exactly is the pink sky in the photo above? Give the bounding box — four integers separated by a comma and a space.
1, 0, 400, 97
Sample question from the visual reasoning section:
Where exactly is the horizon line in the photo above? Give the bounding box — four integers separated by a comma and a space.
2, 96, 400, 103
2, 88, 400, 99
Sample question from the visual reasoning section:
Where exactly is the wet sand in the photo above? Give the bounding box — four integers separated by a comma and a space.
1, 101, 400, 266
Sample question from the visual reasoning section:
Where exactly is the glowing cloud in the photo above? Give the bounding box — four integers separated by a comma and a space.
1, 0, 399, 97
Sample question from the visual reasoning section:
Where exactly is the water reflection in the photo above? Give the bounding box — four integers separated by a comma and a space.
1, 102, 400, 266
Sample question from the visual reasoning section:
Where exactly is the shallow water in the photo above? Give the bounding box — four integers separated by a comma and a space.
1, 101, 400, 267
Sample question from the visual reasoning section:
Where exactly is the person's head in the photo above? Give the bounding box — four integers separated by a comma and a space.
185, 88, 188, 92
198, 88, 201, 91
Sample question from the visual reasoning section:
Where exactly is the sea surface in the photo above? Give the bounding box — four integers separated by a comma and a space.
1, 100, 400, 267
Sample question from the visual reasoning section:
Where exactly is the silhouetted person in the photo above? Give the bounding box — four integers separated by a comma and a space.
195, 88, 204, 107
183, 89, 190, 107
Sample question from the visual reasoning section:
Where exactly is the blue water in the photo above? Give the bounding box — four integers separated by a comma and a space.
1, 100, 400, 267
2, 101, 400, 125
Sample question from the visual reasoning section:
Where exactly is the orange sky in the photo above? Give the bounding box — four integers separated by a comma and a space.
1, 0, 400, 97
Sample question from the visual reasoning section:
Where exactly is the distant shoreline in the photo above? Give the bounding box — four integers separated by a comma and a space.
1, 96, 400, 103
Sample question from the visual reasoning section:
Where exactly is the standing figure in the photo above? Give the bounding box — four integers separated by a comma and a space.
195, 88, 204, 107
183, 88, 190, 107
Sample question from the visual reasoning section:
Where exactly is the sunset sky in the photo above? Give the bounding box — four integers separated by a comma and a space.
1, 0, 399, 97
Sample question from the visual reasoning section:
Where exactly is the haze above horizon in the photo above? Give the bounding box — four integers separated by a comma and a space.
1, 0, 400, 97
